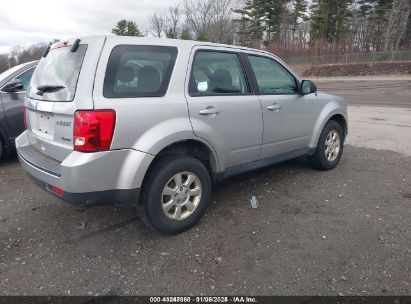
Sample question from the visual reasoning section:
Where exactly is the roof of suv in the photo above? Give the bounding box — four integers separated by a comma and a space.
61, 35, 299, 80
77, 35, 274, 57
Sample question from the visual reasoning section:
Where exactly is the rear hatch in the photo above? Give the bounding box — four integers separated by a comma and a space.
25, 36, 106, 162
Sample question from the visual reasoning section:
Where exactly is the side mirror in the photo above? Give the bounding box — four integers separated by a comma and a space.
301, 80, 317, 95
2, 79, 24, 93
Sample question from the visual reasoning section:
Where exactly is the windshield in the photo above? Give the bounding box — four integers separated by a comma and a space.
27, 44, 87, 102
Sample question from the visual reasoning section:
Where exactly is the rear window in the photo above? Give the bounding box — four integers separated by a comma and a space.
27, 44, 87, 102
103, 45, 177, 98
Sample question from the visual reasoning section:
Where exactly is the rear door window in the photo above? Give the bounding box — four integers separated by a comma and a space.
27, 44, 87, 101
103, 45, 177, 98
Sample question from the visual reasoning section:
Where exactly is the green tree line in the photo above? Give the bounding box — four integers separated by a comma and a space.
230, 0, 410, 56
141, 0, 410, 57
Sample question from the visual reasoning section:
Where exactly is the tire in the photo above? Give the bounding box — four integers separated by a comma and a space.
309, 120, 344, 171
140, 154, 211, 234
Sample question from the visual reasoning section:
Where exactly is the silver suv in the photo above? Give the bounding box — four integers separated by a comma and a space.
17, 36, 347, 234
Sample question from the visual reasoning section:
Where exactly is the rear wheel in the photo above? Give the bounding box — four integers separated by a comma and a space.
140, 155, 211, 234
309, 120, 344, 170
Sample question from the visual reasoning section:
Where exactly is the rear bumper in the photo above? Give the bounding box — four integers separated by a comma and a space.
27, 173, 140, 206
16, 131, 153, 206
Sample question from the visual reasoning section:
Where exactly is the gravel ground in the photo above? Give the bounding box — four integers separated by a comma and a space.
0, 145, 410, 296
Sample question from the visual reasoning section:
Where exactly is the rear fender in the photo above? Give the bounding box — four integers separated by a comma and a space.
129, 117, 221, 186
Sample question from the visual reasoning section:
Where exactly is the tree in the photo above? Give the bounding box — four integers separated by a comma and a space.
184, 0, 235, 43
291, 0, 308, 33
383, 0, 410, 51
141, 0, 411, 57
351, 0, 374, 52
112, 20, 142, 36
233, 0, 264, 46
0, 42, 48, 73
184, 0, 214, 39
149, 13, 166, 38
196, 32, 209, 41
352, 0, 394, 51
166, 6, 181, 38
256, 0, 289, 41
310, 0, 354, 48
18, 43, 48, 63
180, 27, 193, 40
402, 10, 411, 48
0, 54, 10, 73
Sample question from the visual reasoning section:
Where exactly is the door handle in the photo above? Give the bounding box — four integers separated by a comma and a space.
199, 107, 220, 116
267, 104, 282, 112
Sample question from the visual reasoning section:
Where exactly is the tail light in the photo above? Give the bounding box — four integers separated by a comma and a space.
73, 110, 116, 152
23, 107, 27, 129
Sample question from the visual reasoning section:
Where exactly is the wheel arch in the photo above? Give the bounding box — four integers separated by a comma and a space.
309, 105, 348, 149
329, 114, 348, 138
155, 139, 219, 173
132, 138, 220, 195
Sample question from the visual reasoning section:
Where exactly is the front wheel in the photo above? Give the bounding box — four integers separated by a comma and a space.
309, 120, 344, 171
140, 155, 211, 234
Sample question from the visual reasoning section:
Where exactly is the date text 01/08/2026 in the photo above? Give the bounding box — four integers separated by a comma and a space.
149, 296, 258, 303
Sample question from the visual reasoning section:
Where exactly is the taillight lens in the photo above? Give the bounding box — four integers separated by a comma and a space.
73, 110, 116, 152
23, 107, 27, 129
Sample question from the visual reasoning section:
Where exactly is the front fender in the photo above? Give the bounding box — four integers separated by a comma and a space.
309, 101, 348, 149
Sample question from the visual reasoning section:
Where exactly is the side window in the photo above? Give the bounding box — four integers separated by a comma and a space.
189, 51, 248, 96
103, 45, 178, 98
14, 67, 35, 91
248, 55, 298, 94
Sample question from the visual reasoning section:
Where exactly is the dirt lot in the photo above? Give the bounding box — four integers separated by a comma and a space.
0, 78, 410, 296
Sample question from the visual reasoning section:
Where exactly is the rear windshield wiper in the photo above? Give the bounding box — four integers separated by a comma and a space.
36, 85, 65, 96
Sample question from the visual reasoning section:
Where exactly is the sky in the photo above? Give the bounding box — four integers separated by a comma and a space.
0, 0, 180, 54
